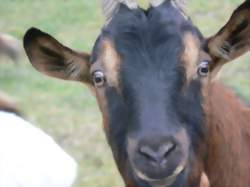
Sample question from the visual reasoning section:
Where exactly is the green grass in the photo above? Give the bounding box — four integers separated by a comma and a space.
0, 1, 249, 187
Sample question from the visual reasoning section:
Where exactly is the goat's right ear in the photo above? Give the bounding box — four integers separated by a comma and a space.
205, 0, 250, 76
23, 28, 92, 84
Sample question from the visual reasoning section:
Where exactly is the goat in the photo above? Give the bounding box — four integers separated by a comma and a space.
23, 0, 250, 187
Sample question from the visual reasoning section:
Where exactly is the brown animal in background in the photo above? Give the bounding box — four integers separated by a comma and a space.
0, 33, 22, 64
0, 91, 21, 115
23, 0, 250, 187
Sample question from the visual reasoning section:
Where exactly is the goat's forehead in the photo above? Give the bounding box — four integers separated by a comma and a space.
91, 3, 202, 89
97, 10, 198, 55
98, 4, 200, 59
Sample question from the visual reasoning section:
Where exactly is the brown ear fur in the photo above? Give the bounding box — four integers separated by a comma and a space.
23, 28, 92, 84
206, 1, 250, 74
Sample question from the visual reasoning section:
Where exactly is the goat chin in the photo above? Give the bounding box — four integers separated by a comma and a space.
0, 111, 77, 187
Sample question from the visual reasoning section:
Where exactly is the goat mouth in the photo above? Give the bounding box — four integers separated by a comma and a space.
134, 165, 185, 187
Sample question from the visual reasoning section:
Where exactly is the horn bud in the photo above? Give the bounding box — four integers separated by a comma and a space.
150, 0, 186, 9
150, 0, 165, 7
102, 0, 138, 22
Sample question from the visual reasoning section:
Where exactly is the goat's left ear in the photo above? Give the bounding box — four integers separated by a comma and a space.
23, 28, 92, 84
206, 0, 250, 75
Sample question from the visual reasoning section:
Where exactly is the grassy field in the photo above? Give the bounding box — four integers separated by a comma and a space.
0, 0, 249, 187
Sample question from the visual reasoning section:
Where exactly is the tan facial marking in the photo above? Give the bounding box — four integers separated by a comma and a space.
101, 39, 121, 90
96, 89, 110, 132
92, 39, 122, 132
181, 32, 200, 83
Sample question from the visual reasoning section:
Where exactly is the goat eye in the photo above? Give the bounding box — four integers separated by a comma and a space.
92, 71, 105, 87
197, 61, 210, 77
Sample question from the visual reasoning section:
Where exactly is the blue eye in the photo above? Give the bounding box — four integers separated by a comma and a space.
92, 71, 106, 87
197, 61, 210, 77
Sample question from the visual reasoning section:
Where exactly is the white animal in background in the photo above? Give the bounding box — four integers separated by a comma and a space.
0, 111, 77, 187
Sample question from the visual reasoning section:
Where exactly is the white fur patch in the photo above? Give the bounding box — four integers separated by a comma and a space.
200, 173, 210, 187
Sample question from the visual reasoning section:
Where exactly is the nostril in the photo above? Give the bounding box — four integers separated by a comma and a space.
139, 146, 158, 162
159, 142, 176, 158
138, 142, 176, 164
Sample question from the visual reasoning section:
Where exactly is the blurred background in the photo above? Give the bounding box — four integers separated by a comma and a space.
0, 0, 249, 187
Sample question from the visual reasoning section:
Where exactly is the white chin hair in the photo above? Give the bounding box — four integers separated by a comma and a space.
135, 165, 185, 187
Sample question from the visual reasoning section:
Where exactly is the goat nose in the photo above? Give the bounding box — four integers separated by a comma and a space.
139, 142, 176, 165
